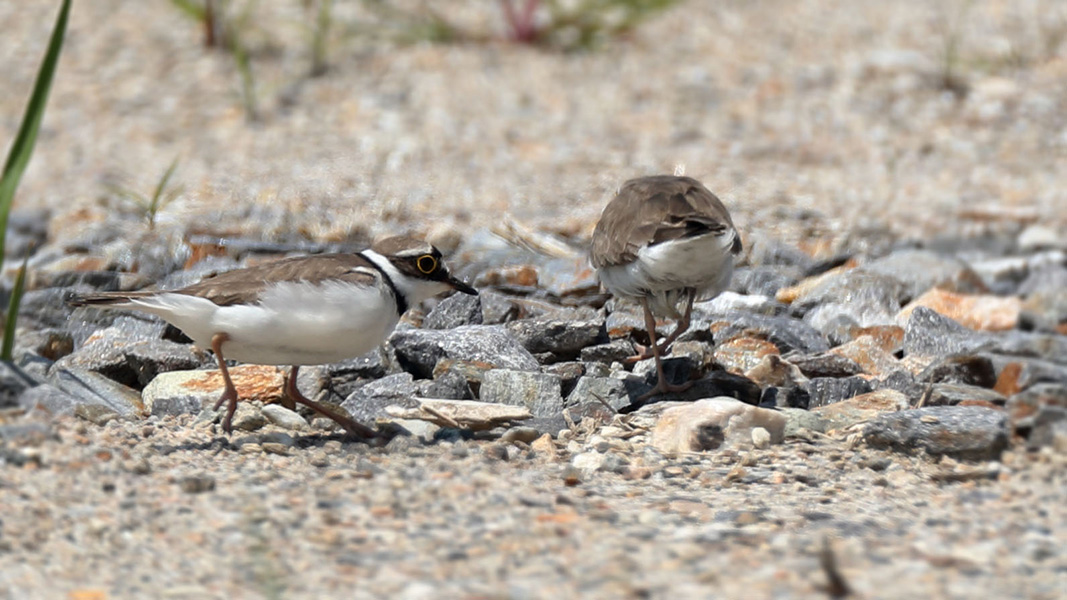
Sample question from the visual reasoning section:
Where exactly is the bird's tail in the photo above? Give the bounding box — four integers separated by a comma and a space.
66, 291, 156, 308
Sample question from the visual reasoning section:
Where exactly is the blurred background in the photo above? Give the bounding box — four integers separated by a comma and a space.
2, 0, 1066, 261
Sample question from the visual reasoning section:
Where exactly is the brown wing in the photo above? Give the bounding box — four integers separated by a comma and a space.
69, 254, 381, 307
590, 175, 739, 268
176, 253, 381, 306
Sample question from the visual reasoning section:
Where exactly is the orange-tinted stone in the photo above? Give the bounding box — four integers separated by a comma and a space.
713, 337, 780, 375
897, 288, 1021, 331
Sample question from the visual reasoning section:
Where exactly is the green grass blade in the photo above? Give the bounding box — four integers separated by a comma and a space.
169, 0, 207, 21
0, 0, 71, 362
149, 159, 180, 214
0, 0, 72, 273
1, 253, 29, 361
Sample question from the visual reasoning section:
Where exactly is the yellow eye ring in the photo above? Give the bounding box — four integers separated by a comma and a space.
416, 255, 437, 274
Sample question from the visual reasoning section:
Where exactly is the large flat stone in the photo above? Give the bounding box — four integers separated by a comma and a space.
142, 366, 323, 417
650, 397, 787, 454
862, 406, 1010, 461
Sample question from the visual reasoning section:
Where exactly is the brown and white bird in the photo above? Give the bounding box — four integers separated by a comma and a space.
590, 175, 742, 398
69, 236, 477, 435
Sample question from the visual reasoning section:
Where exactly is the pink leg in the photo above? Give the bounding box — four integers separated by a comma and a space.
636, 297, 693, 401
285, 366, 377, 439
210, 333, 239, 434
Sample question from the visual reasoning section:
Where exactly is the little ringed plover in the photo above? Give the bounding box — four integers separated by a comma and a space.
69, 236, 477, 436
591, 175, 742, 398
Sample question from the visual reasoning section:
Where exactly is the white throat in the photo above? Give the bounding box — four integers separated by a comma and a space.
362, 249, 451, 309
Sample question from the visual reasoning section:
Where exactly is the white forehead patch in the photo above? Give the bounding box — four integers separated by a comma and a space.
392, 244, 434, 258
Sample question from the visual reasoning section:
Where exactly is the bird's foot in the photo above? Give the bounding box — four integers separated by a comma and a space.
623, 342, 674, 364
213, 390, 239, 435
637, 379, 694, 402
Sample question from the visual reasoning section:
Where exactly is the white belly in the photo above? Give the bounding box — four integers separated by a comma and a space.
126, 281, 399, 365
598, 234, 735, 317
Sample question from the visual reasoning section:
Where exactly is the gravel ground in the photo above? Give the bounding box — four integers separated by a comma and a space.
1, 416, 1064, 599
3, 0, 1066, 248
2, 1, 1067, 599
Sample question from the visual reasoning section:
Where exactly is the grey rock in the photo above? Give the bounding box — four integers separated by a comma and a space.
1019, 288, 1067, 333
389, 418, 441, 440
604, 309, 673, 342
54, 325, 205, 389
1018, 264, 1067, 297
1018, 224, 1067, 252
390, 325, 538, 379
803, 376, 873, 408
757, 386, 810, 409
429, 359, 492, 398
261, 404, 309, 431
15, 328, 74, 361
478, 290, 522, 324
779, 407, 830, 437
633, 356, 698, 385
524, 415, 570, 437
862, 406, 1010, 460
541, 362, 585, 397
15, 351, 54, 381
21, 288, 93, 330
505, 318, 605, 361
74, 404, 122, 426
788, 353, 864, 378
423, 293, 483, 329
232, 405, 269, 432
967, 256, 1031, 295
0, 362, 37, 409
746, 236, 815, 269
1006, 383, 1067, 430
623, 370, 762, 410
155, 254, 241, 290
820, 314, 861, 347
926, 383, 1006, 406
140, 372, 214, 417
580, 339, 636, 364
863, 249, 985, 300
325, 350, 389, 382
903, 307, 996, 359
66, 314, 167, 349
918, 355, 997, 387
498, 426, 541, 444
984, 355, 1067, 389
692, 291, 783, 318
6, 208, 49, 257
873, 370, 925, 404
48, 367, 144, 417
996, 330, 1067, 365
1027, 406, 1067, 450
18, 383, 83, 416
792, 270, 907, 331
480, 369, 563, 418
0, 422, 55, 446
730, 266, 801, 297
536, 256, 601, 298
418, 369, 472, 400
566, 376, 631, 421
124, 341, 209, 387
710, 312, 830, 354
341, 373, 420, 423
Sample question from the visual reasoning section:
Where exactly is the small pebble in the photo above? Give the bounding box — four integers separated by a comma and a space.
179, 474, 216, 494
484, 444, 510, 461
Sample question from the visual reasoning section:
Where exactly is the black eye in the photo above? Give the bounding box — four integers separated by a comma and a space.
416, 255, 438, 274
